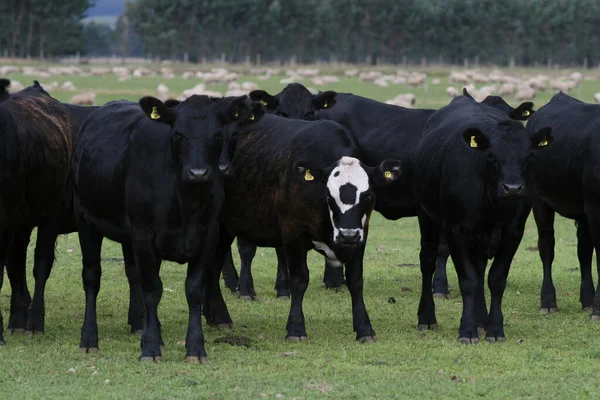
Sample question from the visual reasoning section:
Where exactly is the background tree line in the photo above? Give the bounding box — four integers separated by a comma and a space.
2, 0, 600, 67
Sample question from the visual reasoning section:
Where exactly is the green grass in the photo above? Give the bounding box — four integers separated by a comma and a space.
1, 66, 600, 399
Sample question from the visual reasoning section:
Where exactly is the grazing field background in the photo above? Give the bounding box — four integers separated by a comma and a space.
1, 64, 600, 399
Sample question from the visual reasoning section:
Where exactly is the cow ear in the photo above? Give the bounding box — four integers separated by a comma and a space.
221, 95, 248, 123
462, 128, 489, 150
462, 88, 474, 100
164, 99, 180, 108
294, 161, 326, 183
249, 90, 278, 111
531, 127, 553, 148
245, 100, 266, 125
370, 159, 402, 187
512, 102, 534, 120
139, 96, 177, 126
0, 78, 10, 94
313, 91, 337, 110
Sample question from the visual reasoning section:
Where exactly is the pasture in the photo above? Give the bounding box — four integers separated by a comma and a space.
1, 64, 600, 399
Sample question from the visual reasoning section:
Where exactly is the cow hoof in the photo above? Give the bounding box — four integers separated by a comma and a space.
582, 307, 593, 313
132, 329, 144, 335
10, 328, 25, 335
217, 323, 234, 330
286, 336, 307, 342
358, 336, 377, 343
592, 315, 600, 322
539, 307, 558, 314
417, 323, 438, 331
24, 330, 44, 336
140, 356, 162, 362
433, 293, 449, 299
485, 336, 506, 343
276, 295, 290, 300
0, 339, 5, 345
239, 295, 255, 302
80, 347, 99, 353
477, 327, 486, 336
458, 337, 479, 344
185, 356, 208, 364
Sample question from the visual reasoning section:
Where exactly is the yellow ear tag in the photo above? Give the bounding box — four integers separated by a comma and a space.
260, 100, 268, 106
384, 170, 393, 179
304, 170, 314, 181
249, 113, 255, 121
522, 110, 530, 117
470, 136, 478, 148
322, 101, 328, 108
538, 138, 548, 147
150, 106, 160, 120
234, 112, 239, 118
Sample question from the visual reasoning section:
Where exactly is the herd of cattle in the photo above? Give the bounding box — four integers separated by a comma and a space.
0, 75, 598, 363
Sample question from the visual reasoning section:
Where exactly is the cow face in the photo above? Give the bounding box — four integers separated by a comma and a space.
139, 95, 263, 184
295, 157, 401, 246
462, 123, 553, 199
250, 83, 336, 120
218, 97, 265, 177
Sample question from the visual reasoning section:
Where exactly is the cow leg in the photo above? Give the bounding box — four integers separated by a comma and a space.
284, 241, 309, 341
0, 234, 12, 345
417, 211, 439, 330
6, 229, 32, 333
184, 257, 208, 362
204, 229, 234, 328
78, 223, 104, 352
274, 247, 290, 299
345, 246, 376, 342
575, 219, 595, 311
26, 223, 59, 334
323, 257, 346, 290
446, 225, 480, 344
236, 238, 257, 300
533, 201, 558, 313
0, 262, 4, 345
474, 259, 488, 336
220, 247, 239, 293
486, 215, 527, 342
133, 236, 163, 361
433, 232, 450, 298
584, 208, 600, 321
122, 243, 144, 334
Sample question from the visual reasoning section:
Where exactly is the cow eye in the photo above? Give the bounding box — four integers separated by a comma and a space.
276, 110, 289, 118
172, 131, 185, 140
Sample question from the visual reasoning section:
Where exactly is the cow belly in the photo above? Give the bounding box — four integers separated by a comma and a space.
155, 227, 208, 264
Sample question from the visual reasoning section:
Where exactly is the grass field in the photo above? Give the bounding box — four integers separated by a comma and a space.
1, 65, 600, 399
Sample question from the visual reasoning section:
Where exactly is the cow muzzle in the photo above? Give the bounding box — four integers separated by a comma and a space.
500, 183, 525, 199
185, 167, 213, 183
336, 228, 362, 246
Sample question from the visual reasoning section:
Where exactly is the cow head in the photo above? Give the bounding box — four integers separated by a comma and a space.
139, 95, 264, 184
295, 156, 401, 246
462, 123, 553, 200
218, 96, 265, 177
463, 88, 535, 121
250, 83, 336, 120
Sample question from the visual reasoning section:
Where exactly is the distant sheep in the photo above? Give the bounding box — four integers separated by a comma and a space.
70, 92, 96, 106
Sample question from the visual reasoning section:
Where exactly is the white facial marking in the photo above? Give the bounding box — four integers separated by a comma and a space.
327, 156, 369, 214
312, 241, 343, 267
327, 156, 369, 241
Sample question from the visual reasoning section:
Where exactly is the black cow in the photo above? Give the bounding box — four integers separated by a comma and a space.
526, 92, 600, 319
220, 83, 338, 299
413, 95, 552, 343
0, 81, 76, 345
72, 94, 263, 361
214, 113, 401, 341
